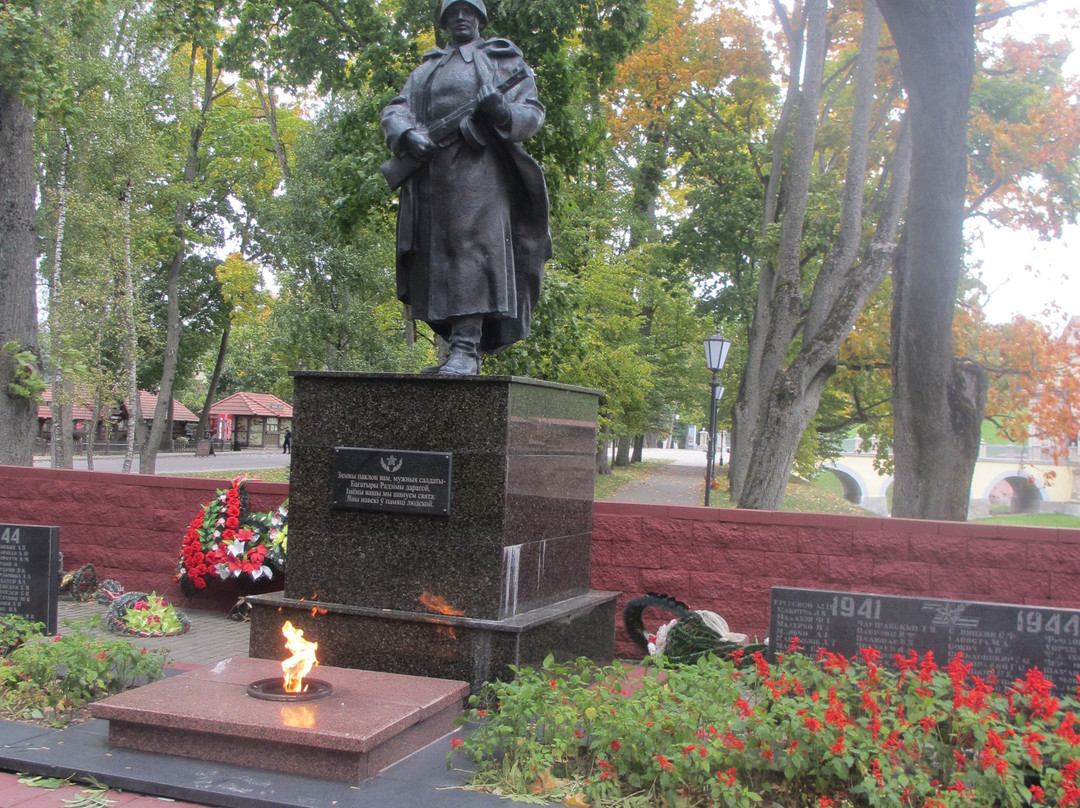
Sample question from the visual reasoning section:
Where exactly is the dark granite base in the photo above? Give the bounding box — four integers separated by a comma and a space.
248, 590, 619, 693
89, 657, 468, 782
286, 373, 601, 620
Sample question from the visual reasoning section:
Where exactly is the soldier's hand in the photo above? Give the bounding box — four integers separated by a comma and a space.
403, 129, 437, 160
478, 84, 511, 126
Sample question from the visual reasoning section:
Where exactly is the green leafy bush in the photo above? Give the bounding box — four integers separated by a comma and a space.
453, 646, 1080, 807
0, 615, 167, 726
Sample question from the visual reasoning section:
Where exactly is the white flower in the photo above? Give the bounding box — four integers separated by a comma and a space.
226, 537, 247, 558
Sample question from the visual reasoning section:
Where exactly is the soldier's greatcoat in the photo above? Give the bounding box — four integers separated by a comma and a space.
381, 38, 551, 354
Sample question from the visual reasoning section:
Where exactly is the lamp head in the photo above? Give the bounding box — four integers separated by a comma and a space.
703, 331, 732, 372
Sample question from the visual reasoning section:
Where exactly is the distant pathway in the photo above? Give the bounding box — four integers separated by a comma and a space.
602, 448, 710, 507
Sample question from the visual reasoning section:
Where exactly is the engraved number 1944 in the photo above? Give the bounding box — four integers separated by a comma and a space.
1016, 610, 1080, 636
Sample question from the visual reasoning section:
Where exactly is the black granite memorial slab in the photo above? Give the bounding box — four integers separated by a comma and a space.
0, 523, 60, 634
332, 447, 452, 516
769, 586, 1080, 694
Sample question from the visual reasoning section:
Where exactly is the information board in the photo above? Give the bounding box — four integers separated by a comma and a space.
0, 523, 60, 635
332, 447, 452, 516
769, 586, 1080, 693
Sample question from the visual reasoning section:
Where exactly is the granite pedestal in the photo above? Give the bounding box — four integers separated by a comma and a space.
248, 373, 618, 691
89, 657, 468, 782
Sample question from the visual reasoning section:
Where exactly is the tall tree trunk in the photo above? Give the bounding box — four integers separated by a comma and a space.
734, 1, 911, 511
596, 424, 612, 475
730, 0, 810, 503
254, 76, 290, 180
49, 131, 74, 469
86, 401, 102, 470
140, 44, 219, 474
120, 180, 140, 473
730, 0, 828, 504
0, 88, 40, 467
878, 0, 987, 521
195, 318, 230, 443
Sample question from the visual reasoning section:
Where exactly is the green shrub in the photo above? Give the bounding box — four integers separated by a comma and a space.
0, 616, 167, 726
453, 647, 1080, 807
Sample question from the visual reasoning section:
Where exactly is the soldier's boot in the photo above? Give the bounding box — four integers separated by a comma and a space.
422, 315, 483, 375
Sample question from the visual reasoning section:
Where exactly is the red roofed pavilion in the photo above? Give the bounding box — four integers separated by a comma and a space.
208, 392, 293, 449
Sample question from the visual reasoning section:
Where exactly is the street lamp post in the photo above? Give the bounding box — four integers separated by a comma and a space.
703, 331, 732, 506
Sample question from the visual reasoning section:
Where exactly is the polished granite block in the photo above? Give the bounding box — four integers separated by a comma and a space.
499, 533, 591, 616
285, 373, 600, 621
90, 657, 468, 782
248, 591, 619, 693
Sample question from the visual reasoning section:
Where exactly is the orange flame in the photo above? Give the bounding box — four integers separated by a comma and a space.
280, 704, 316, 729
420, 591, 464, 639
420, 591, 465, 617
281, 620, 318, 693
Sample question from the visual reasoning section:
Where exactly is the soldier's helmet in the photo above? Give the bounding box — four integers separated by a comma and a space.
439, 0, 487, 29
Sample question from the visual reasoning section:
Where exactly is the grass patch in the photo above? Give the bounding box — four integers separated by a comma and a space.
974, 512, 1080, 528
175, 468, 290, 483
593, 460, 670, 500
700, 472, 868, 516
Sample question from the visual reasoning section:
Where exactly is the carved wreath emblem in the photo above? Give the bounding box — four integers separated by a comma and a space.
380, 455, 404, 473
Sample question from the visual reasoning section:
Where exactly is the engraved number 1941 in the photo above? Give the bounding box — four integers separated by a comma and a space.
832, 596, 881, 620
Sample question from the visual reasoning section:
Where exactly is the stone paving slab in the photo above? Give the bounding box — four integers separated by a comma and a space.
56, 599, 251, 669
0, 715, 497, 808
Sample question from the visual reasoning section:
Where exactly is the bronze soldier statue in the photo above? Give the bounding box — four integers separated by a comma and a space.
381, 0, 551, 375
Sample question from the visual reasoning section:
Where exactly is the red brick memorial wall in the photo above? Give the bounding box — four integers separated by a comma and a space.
3, 466, 1079, 659
0, 466, 288, 610
592, 502, 1080, 657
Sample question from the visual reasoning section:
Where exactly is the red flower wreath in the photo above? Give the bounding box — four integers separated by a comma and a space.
204, 528, 272, 581
176, 477, 284, 593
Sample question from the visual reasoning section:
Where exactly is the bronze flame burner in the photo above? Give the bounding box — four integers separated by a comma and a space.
245, 678, 334, 702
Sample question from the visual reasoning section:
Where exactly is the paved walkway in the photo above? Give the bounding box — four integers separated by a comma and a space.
602, 448, 712, 507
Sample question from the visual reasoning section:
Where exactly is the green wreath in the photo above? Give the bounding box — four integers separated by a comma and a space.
104, 591, 191, 637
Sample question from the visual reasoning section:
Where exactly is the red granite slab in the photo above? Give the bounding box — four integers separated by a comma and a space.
90, 657, 468, 782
